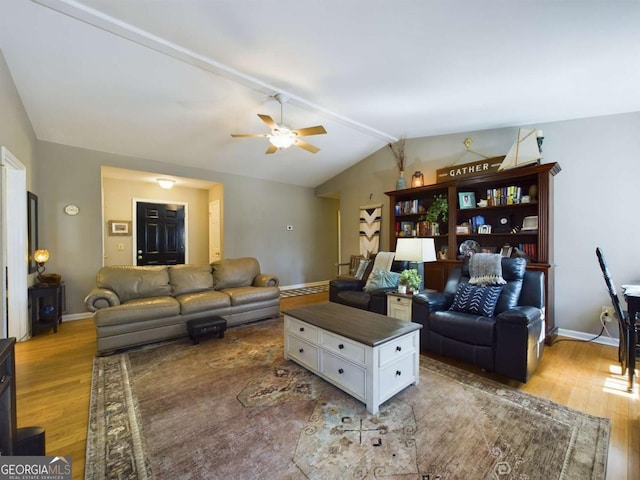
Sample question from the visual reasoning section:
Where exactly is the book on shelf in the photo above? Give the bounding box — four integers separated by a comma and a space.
486, 186, 523, 206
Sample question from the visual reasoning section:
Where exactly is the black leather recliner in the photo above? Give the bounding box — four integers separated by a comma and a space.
412, 257, 545, 383
329, 255, 410, 315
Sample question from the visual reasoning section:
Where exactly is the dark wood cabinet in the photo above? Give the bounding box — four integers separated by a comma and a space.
0, 338, 17, 456
386, 161, 561, 342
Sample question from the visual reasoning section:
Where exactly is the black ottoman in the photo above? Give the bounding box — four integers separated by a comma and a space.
187, 316, 227, 345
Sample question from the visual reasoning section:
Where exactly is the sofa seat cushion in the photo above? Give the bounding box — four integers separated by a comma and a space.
169, 264, 213, 296
94, 296, 180, 327
429, 310, 496, 346
221, 286, 280, 306
334, 290, 371, 310
176, 290, 231, 314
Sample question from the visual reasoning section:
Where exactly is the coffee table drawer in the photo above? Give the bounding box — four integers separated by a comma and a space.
379, 333, 417, 366
320, 350, 366, 399
286, 334, 319, 370
379, 354, 418, 400
321, 331, 366, 366
286, 317, 319, 343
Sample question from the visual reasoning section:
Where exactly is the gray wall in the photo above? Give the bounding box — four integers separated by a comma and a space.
35, 141, 339, 315
0, 50, 36, 188
317, 112, 640, 338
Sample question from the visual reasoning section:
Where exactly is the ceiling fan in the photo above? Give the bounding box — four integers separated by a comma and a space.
231, 94, 327, 154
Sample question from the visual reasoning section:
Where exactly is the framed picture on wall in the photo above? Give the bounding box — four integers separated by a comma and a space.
109, 220, 132, 236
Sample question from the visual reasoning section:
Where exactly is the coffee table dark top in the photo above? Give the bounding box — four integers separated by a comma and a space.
283, 302, 421, 347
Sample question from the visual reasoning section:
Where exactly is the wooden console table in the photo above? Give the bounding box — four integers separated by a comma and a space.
283, 302, 422, 414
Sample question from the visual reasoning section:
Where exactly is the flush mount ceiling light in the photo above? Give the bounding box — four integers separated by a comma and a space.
157, 178, 175, 189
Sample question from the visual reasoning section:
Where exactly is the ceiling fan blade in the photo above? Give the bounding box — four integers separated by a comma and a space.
295, 139, 320, 154
265, 144, 278, 154
230, 133, 269, 138
292, 125, 327, 137
257, 114, 278, 130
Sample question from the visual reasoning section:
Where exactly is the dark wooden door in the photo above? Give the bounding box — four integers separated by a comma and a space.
136, 202, 185, 265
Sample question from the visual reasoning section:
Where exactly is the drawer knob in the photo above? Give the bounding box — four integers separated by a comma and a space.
338, 368, 344, 374
396, 370, 402, 376
396, 297, 402, 302
396, 346, 402, 352
338, 344, 344, 349
299, 348, 304, 353
300, 327, 304, 332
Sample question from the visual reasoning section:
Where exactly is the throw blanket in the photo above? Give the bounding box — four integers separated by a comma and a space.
468, 253, 506, 286
364, 251, 395, 290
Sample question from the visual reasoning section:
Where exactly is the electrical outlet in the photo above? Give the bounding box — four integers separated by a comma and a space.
600, 305, 614, 322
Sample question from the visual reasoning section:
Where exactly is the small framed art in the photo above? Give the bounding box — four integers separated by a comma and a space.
400, 221, 414, 237
458, 192, 475, 209
109, 220, 132, 236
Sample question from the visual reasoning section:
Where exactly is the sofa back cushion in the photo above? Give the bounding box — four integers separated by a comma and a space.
169, 264, 213, 296
96, 266, 171, 303
212, 257, 260, 289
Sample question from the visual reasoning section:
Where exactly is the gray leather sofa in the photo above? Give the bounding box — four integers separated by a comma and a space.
85, 257, 280, 354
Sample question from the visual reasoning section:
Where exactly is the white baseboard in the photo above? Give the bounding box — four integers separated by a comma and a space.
280, 280, 330, 291
62, 312, 93, 322
557, 328, 619, 347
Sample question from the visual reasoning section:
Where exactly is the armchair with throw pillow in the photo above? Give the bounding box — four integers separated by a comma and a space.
329, 252, 410, 315
412, 254, 545, 383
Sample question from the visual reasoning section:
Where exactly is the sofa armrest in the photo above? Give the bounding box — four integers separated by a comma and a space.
368, 287, 398, 314
496, 306, 542, 325
254, 274, 279, 287
84, 287, 121, 312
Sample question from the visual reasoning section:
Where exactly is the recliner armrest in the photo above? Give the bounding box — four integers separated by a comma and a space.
329, 278, 366, 291
413, 291, 451, 312
496, 306, 542, 325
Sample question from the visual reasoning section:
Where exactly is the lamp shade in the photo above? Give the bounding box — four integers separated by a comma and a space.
394, 238, 437, 262
33, 249, 50, 264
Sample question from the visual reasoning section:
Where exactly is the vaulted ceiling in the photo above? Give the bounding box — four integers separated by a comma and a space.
1, 0, 639, 187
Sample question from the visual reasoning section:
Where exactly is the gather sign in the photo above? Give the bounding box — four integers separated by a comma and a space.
436, 156, 505, 183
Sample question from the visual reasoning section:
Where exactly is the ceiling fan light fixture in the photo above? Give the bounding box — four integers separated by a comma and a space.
268, 131, 297, 149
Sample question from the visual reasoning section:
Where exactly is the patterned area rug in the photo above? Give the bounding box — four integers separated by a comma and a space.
86, 317, 609, 479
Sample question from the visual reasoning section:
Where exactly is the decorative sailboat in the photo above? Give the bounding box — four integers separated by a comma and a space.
498, 128, 542, 171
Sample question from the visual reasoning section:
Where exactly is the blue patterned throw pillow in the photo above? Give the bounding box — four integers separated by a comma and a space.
363, 268, 401, 291
449, 283, 503, 317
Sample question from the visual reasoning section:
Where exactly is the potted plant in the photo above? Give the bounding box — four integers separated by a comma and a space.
399, 268, 422, 294
424, 194, 448, 235
425, 194, 448, 224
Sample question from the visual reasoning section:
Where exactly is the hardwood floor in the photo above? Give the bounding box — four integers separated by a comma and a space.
13, 292, 639, 479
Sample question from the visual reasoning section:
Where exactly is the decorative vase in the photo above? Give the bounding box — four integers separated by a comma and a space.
396, 171, 406, 190
397, 284, 407, 294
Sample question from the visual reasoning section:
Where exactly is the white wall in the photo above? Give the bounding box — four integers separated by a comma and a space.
317, 111, 640, 338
